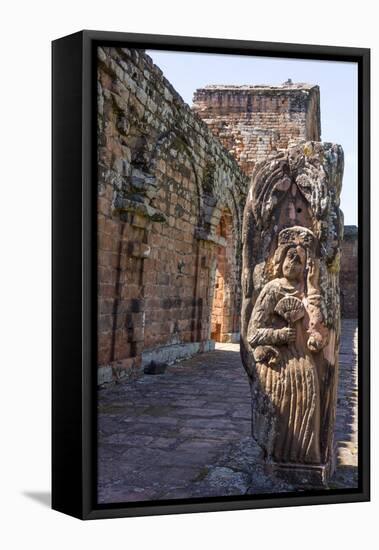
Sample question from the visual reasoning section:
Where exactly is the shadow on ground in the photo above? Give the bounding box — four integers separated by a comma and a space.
22, 491, 51, 507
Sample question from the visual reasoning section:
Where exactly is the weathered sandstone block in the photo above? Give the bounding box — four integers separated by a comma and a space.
241, 141, 344, 485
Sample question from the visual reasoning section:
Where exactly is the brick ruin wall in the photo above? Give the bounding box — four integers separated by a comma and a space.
97, 47, 248, 384
192, 84, 321, 177
97, 50, 357, 383
193, 85, 357, 318
340, 226, 358, 318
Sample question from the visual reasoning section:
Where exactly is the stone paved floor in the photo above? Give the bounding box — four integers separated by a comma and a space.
97, 319, 358, 503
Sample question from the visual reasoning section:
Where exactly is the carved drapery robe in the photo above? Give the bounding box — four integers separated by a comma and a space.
247, 278, 327, 464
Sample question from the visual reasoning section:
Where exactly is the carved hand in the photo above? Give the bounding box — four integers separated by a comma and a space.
307, 257, 320, 292
277, 327, 296, 344
307, 332, 324, 352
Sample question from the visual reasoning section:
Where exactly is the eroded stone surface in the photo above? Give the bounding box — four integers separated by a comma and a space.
240, 142, 344, 482
194, 85, 357, 323
193, 83, 321, 178
97, 48, 357, 385
97, 320, 357, 503
97, 47, 248, 382
340, 226, 358, 318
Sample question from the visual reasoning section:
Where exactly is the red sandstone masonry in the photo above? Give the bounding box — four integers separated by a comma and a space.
97, 50, 356, 385
340, 226, 358, 318
192, 84, 321, 177
97, 47, 248, 383
192, 84, 356, 319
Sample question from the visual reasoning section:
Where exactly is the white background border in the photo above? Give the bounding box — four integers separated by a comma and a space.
1, 0, 376, 547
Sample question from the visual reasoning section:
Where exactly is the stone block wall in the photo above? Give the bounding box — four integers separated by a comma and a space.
193, 84, 357, 319
340, 226, 358, 318
97, 47, 249, 383
192, 83, 321, 177
97, 49, 357, 384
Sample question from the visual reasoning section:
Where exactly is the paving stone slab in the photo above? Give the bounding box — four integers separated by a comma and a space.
97, 319, 358, 503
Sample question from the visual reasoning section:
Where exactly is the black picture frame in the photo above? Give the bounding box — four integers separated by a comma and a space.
52, 30, 370, 520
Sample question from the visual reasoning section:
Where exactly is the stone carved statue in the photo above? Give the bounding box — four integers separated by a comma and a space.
247, 226, 327, 464
241, 142, 344, 485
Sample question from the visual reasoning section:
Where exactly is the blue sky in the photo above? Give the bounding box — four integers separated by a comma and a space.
147, 50, 358, 226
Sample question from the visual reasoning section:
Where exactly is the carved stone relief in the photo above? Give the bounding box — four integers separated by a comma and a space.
241, 141, 344, 484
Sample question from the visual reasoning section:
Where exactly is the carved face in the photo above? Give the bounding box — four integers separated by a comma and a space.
282, 246, 306, 281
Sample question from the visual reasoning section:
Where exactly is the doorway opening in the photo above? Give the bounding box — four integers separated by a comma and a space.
210, 210, 234, 343
211, 245, 226, 342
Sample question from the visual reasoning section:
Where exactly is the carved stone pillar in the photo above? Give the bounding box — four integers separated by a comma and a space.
240, 141, 344, 486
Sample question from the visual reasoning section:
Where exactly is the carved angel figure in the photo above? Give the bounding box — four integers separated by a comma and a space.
247, 226, 328, 464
